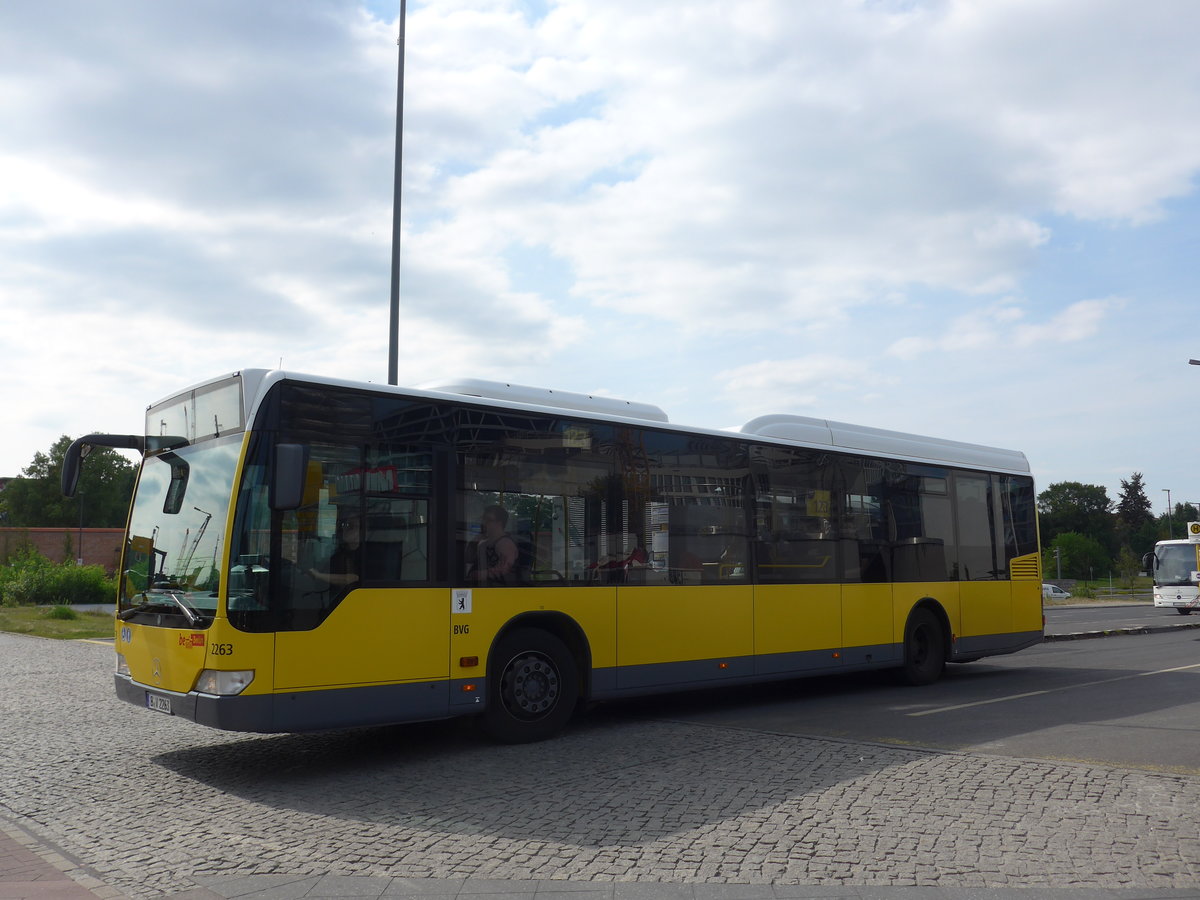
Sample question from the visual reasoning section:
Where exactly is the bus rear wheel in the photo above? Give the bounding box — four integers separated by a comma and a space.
901, 607, 945, 686
482, 628, 579, 743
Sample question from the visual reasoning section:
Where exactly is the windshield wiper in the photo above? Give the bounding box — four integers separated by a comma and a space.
119, 590, 206, 626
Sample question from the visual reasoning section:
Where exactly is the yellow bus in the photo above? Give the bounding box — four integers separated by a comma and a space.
64, 369, 1042, 743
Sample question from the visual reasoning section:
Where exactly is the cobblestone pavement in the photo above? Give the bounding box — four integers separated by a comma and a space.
2, 633, 1199, 899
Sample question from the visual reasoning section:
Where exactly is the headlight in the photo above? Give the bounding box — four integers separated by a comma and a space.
195, 669, 254, 696
115, 654, 130, 677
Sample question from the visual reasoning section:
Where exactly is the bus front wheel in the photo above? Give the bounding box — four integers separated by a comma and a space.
901, 607, 946, 686
482, 627, 579, 743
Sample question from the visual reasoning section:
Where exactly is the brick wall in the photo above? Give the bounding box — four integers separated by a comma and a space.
0, 528, 124, 574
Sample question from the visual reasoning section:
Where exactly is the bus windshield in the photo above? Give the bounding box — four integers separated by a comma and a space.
120, 434, 243, 622
1153, 543, 1200, 587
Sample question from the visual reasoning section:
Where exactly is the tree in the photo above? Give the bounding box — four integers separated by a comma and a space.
1175, 502, 1199, 528
1135, 516, 1167, 554
1116, 473, 1153, 531
1114, 472, 1155, 557
1037, 481, 1115, 554
1116, 547, 1143, 586
1043, 532, 1110, 581
1, 436, 136, 528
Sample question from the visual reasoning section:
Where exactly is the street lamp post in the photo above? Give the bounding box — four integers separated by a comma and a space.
387, 0, 407, 386
76, 489, 84, 566
1163, 488, 1174, 538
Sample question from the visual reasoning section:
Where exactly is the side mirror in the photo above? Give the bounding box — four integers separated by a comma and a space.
62, 434, 145, 497
1141, 551, 1155, 572
270, 443, 309, 510
161, 453, 191, 514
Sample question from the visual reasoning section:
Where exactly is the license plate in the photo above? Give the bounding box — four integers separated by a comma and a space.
146, 693, 172, 715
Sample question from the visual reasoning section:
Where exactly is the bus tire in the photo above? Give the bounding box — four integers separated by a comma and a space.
901, 607, 945, 686
482, 627, 579, 743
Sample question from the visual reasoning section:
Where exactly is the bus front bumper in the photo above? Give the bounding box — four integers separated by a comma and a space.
115, 673, 458, 733
1154, 594, 1200, 611
115, 674, 277, 732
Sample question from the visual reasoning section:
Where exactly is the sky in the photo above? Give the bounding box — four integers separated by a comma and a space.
2, 0, 1199, 513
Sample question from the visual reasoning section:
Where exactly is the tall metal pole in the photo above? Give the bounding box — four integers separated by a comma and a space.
1163, 488, 1174, 538
388, 0, 407, 385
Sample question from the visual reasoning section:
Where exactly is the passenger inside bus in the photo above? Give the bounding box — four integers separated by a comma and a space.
588, 537, 649, 583
468, 505, 520, 586
308, 513, 361, 590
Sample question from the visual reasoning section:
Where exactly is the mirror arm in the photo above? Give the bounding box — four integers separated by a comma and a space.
62, 434, 146, 497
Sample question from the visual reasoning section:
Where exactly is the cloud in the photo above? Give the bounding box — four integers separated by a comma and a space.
7, 0, 1194, 346
715, 355, 887, 422
398, 0, 1200, 339
1013, 297, 1123, 346
886, 297, 1120, 360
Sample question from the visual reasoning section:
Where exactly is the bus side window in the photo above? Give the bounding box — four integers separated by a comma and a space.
365, 498, 429, 582
750, 445, 836, 585
361, 446, 431, 584
276, 443, 364, 626
955, 473, 996, 581
841, 457, 888, 583
641, 432, 749, 584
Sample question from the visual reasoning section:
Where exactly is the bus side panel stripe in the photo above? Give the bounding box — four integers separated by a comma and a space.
615, 656, 756, 691
590, 644, 896, 699
266, 681, 452, 732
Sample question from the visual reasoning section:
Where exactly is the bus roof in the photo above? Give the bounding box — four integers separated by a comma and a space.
419, 378, 670, 423
741, 414, 1030, 475
183, 369, 1032, 477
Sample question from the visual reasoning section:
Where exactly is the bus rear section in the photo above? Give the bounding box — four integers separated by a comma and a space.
1145, 535, 1200, 615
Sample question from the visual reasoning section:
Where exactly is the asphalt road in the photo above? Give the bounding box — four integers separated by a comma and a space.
1045, 602, 1200, 634
615, 626, 1200, 774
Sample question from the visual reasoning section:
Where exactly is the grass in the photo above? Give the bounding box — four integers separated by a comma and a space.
1042, 576, 1154, 606
0, 605, 115, 640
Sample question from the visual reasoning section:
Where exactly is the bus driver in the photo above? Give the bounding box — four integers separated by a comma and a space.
309, 515, 361, 590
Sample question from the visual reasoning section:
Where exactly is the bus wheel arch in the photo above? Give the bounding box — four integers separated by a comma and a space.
481, 614, 587, 743
901, 600, 949, 686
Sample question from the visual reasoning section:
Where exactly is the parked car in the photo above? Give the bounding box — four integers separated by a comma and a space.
1042, 583, 1072, 601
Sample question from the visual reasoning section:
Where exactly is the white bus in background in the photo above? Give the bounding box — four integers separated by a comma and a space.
1144, 523, 1200, 615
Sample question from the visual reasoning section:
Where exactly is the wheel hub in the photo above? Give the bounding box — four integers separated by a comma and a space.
507, 653, 559, 717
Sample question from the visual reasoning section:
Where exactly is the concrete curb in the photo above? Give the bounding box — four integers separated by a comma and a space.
1045, 619, 1200, 641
